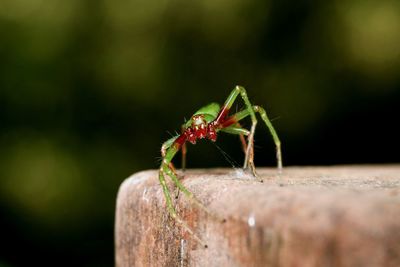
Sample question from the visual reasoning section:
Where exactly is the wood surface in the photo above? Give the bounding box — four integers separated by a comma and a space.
115, 165, 400, 267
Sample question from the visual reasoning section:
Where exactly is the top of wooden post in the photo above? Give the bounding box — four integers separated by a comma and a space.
115, 165, 400, 267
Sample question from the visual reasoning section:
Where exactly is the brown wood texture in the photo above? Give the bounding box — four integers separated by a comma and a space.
115, 165, 400, 267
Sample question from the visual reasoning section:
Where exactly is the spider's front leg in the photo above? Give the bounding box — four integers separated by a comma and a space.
159, 166, 207, 247
162, 160, 222, 221
216, 86, 282, 177
253, 105, 282, 171
159, 138, 209, 246
216, 86, 259, 176
160, 136, 225, 228
161, 136, 184, 179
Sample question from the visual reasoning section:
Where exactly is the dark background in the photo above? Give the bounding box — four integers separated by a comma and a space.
1, 0, 399, 266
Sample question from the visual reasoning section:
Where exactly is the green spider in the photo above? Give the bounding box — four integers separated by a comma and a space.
159, 86, 282, 245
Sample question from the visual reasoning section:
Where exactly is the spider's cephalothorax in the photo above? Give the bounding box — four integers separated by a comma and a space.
184, 114, 217, 144
158, 86, 282, 246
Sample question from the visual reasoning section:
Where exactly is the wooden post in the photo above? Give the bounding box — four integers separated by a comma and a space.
115, 166, 400, 267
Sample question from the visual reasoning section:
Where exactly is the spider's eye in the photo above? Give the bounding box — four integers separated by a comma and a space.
192, 115, 205, 126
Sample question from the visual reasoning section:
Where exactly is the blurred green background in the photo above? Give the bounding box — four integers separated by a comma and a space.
1, 0, 399, 266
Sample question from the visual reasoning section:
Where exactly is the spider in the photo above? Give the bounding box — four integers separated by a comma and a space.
159, 86, 282, 245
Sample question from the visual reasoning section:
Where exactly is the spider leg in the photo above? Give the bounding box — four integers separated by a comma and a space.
164, 133, 185, 200
237, 122, 248, 154
239, 134, 247, 154
221, 125, 253, 174
220, 124, 262, 180
161, 136, 179, 158
180, 125, 188, 172
220, 125, 250, 136
162, 163, 224, 222
215, 86, 258, 175
161, 136, 180, 176
222, 104, 283, 174
220, 124, 249, 154
159, 168, 207, 247
181, 142, 187, 172
159, 134, 225, 246
254, 105, 282, 171
160, 137, 209, 246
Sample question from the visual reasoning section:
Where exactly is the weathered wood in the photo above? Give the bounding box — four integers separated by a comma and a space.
115, 165, 400, 267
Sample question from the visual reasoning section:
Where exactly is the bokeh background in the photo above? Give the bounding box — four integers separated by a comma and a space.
1, 0, 399, 266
